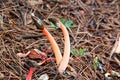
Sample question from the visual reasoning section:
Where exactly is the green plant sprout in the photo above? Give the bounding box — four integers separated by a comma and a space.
50, 22, 58, 29
111, 70, 120, 77
70, 48, 87, 56
50, 18, 76, 29
93, 57, 99, 69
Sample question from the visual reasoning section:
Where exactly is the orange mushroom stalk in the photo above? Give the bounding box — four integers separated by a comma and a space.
31, 14, 74, 74
42, 28, 62, 65
57, 21, 70, 74
31, 13, 62, 65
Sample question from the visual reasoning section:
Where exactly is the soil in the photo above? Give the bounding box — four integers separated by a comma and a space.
0, 0, 120, 80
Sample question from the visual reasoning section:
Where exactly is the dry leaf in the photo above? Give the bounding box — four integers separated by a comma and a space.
17, 49, 47, 60
27, 49, 47, 59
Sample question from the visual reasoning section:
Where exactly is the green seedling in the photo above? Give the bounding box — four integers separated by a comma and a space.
70, 49, 78, 56
79, 48, 87, 56
60, 18, 66, 24
111, 70, 120, 77
60, 19, 76, 28
70, 48, 87, 56
50, 18, 76, 29
50, 22, 58, 29
93, 57, 99, 69
65, 20, 75, 28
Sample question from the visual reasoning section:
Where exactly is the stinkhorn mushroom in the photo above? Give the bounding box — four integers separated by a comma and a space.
57, 21, 70, 74
31, 14, 75, 74
31, 13, 62, 65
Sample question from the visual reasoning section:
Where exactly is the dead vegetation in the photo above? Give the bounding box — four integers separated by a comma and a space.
0, 0, 120, 80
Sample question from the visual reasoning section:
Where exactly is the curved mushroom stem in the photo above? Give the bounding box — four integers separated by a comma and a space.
31, 14, 62, 65
58, 21, 70, 74
31, 14, 74, 74
42, 28, 62, 65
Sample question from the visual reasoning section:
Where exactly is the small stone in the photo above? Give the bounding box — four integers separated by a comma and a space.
38, 74, 49, 80
0, 72, 4, 80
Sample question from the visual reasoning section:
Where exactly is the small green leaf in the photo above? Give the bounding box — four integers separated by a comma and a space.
69, 25, 75, 28
93, 57, 99, 69
69, 25, 77, 28
60, 18, 66, 24
50, 18, 76, 29
50, 22, 56, 28
79, 48, 86, 56
70, 48, 86, 56
70, 49, 78, 56
50, 22, 59, 29
65, 20, 73, 28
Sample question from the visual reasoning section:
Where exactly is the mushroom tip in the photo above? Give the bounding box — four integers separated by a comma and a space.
31, 14, 44, 30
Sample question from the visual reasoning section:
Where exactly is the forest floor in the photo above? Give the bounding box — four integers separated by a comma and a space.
0, 0, 120, 80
